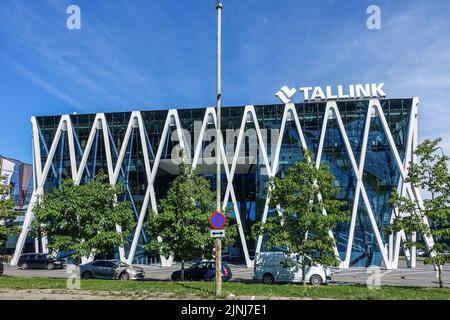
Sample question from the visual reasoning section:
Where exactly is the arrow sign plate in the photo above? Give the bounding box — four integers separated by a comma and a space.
210, 229, 225, 238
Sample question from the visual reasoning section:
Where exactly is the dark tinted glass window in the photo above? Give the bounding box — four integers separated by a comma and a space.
92, 261, 105, 267
104, 261, 117, 268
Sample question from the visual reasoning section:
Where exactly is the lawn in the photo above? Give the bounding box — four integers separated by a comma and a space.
0, 277, 450, 299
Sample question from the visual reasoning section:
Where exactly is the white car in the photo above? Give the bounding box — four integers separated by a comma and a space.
417, 249, 427, 257
253, 252, 332, 285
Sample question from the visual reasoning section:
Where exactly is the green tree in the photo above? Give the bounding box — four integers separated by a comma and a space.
252, 150, 349, 285
32, 172, 136, 260
145, 162, 236, 281
385, 138, 450, 288
0, 176, 19, 252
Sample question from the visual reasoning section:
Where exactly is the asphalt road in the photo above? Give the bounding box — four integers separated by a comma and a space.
330, 263, 450, 288
2, 260, 450, 288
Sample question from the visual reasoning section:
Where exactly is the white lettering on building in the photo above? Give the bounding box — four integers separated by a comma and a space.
277, 83, 386, 103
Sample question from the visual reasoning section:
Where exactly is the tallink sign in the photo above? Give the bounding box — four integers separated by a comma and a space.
275, 83, 386, 104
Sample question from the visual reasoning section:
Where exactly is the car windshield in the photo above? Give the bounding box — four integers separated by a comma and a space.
116, 262, 129, 268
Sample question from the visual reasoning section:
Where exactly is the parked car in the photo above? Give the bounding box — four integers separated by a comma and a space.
253, 252, 332, 285
56, 251, 81, 265
437, 251, 450, 257
171, 260, 232, 282
17, 253, 66, 270
417, 249, 427, 257
79, 260, 144, 280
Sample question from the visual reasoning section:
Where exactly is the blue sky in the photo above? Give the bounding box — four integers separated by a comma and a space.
1, 0, 450, 163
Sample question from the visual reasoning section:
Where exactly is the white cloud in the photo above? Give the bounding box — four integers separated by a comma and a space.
0, 51, 85, 111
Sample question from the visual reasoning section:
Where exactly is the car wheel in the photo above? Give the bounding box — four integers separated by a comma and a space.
310, 274, 323, 286
82, 271, 93, 279
21, 263, 28, 270
47, 263, 55, 270
120, 272, 130, 280
262, 273, 275, 285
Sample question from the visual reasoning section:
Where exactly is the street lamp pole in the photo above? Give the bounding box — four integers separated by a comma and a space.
215, 0, 223, 298
216, 2, 222, 214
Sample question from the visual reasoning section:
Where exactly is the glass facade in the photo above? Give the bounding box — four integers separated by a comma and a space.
33, 99, 413, 267
0, 156, 34, 255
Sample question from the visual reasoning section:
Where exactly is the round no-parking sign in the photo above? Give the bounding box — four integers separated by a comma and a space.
210, 211, 226, 229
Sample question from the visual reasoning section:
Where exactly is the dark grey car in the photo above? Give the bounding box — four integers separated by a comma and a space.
17, 253, 66, 270
79, 260, 144, 280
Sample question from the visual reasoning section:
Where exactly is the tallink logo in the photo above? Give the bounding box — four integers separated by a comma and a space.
275, 83, 386, 104
275, 86, 297, 104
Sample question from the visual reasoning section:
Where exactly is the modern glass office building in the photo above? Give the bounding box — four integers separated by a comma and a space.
12, 98, 431, 269
0, 156, 34, 255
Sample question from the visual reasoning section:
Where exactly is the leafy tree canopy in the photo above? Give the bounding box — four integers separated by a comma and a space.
32, 172, 136, 259
145, 162, 236, 267
252, 150, 350, 271
385, 138, 450, 288
0, 176, 19, 251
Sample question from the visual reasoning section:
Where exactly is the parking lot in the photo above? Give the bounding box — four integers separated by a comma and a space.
2, 260, 450, 288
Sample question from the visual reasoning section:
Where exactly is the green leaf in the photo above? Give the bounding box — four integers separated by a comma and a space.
144, 161, 237, 264
251, 150, 350, 267
31, 172, 136, 259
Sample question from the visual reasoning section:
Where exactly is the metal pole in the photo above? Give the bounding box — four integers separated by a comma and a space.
216, 1, 222, 213
215, 0, 222, 298
215, 238, 222, 296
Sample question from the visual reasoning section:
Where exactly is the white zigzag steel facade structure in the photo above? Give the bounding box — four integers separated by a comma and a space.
11, 98, 435, 269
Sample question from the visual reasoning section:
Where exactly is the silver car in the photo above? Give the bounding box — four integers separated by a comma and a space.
79, 260, 144, 280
